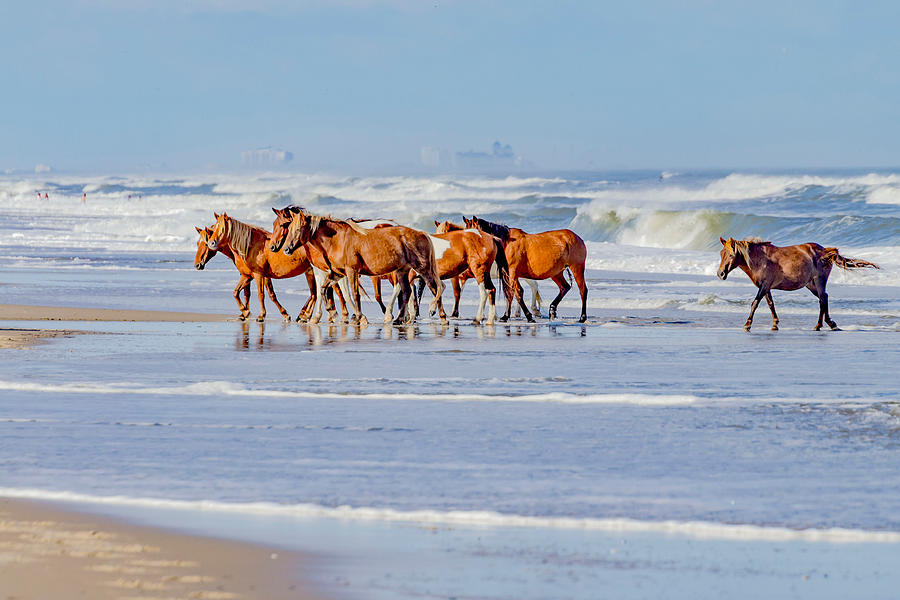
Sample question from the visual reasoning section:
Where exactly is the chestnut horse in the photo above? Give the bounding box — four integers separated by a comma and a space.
717, 237, 879, 331
434, 220, 541, 318
465, 216, 588, 323
205, 212, 324, 322
194, 226, 254, 318
276, 209, 447, 326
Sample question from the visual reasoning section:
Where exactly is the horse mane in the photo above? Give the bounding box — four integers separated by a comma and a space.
225, 216, 267, 258
730, 237, 771, 265
473, 217, 510, 243
306, 213, 368, 236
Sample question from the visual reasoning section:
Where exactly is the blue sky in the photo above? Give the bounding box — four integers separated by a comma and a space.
2, 1, 899, 172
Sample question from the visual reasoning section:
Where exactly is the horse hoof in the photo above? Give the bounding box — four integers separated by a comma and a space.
831, 326, 842, 331
309, 316, 320, 324
256, 316, 265, 322
472, 318, 481, 326
771, 325, 779, 331
499, 316, 509, 323
578, 316, 587, 324
743, 325, 752, 332
451, 311, 459, 318
359, 316, 369, 327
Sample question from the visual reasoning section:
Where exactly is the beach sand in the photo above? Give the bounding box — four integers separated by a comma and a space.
0, 498, 324, 600
0, 304, 231, 323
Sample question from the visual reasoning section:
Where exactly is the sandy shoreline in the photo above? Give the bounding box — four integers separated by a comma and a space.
0, 304, 232, 323
0, 497, 325, 600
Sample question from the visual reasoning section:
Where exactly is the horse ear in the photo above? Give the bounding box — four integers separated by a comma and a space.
213, 212, 219, 219
434, 220, 440, 227
272, 207, 280, 215
719, 237, 726, 246
222, 212, 228, 218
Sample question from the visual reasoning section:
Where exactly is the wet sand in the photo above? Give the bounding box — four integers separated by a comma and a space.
0, 304, 231, 323
0, 497, 324, 600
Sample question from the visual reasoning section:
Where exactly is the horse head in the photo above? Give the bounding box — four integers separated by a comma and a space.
434, 220, 461, 234
269, 207, 295, 252
717, 237, 742, 280
282, 210, 313, 256
207, 212, 229, 251
194, 226, 216, 270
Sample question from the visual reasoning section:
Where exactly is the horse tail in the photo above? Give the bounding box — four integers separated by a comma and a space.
822, 248, 880, 271
492, 236, 511, 300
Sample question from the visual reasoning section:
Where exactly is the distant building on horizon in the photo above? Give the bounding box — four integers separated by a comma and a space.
241, 147, 294, 167
420, 141, 526, 171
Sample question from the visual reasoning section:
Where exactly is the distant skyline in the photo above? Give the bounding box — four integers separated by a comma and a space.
3, 1, 900, 173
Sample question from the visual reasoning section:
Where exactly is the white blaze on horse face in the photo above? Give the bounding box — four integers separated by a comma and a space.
428, 235, 452, 260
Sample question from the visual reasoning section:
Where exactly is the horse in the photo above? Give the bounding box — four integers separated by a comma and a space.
275, 208, 447, 326
434, 220, 542, 318
269, 207, 387, 323
392, 223, 508, 324
464, 216, 588, 323
717, 237, 879, 331
205, 212, 325, 322
194, 226, 254, 319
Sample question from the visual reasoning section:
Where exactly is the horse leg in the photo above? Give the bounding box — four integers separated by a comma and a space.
571, 263, 588, 323
547, 273, 571, 320
765, 292, 779, 331
483, 268, 497, 325
407, 272, 421, 319
309, 267, 327, 324
255, 276, 267, 322
421, 271, 447, 324
233, 275, 252, 320
450, 277, 462, 318
372, 276, 387, 314
264, 277, 291, 322
524, 279, 542, 317
744, 286, 767, 331
396, 270, 413, 325
333, 280, 348, 323
342, 270, 367, 326
809, 278, 838, 331
297, 270, 316, 321
472, 274, 488, 326
384, 275, 402, 323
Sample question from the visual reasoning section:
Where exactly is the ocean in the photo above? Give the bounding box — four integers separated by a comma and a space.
1, 169, 899, 599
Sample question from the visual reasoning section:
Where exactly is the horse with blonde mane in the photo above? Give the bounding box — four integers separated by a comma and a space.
717, 237, 879, 331
434, 220, 542, 318
204, 212, 325, 322
194, 226, 254, 318
464, 216, 588, 323
273, 208, 447, 326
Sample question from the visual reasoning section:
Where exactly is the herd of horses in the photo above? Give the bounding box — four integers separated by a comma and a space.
193, 205, 879, 332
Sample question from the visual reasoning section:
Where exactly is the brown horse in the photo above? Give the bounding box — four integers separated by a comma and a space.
717, 237, 879, 331
206, 212, 323, 322
435, 220, 542, 318
276, 209, 447, 326
397, 223, 508, 324
194, 226, 254, 318
465, 216, 588, 323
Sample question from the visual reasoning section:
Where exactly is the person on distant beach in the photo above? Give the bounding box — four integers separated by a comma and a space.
43, 193, 49, 199
81, 193, 86, 204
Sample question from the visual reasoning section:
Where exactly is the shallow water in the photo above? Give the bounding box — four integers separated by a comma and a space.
1, 169, 899, 598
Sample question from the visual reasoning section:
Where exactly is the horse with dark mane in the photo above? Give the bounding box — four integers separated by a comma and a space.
717, 237, 879, 331
204, 212, 324, 322
464, 216, 588, 323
